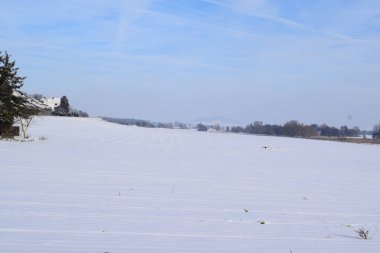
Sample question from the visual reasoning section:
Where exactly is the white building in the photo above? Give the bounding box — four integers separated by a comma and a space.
40, 97, 61, 111
12, 91, 50, 111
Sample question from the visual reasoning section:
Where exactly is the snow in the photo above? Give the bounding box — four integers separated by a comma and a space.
12, 91, 50, 110
1, 116, 380, 253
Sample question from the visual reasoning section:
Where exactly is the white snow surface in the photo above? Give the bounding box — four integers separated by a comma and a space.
1, 116, 380, 253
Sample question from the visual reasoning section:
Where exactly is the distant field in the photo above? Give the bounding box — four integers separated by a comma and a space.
1, 116, 379, 253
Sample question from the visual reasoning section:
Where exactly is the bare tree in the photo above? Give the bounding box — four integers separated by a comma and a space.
15, 114, 35, 139
213, 123, 221, 131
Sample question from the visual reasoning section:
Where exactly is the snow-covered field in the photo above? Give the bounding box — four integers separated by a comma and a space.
1, 116, 380, 253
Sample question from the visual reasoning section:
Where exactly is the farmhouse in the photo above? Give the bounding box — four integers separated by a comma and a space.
40, 97, 61, 111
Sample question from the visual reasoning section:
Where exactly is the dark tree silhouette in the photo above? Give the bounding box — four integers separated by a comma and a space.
0, 51, 37, 137
197, 123, 208, 132
54, 96, 70, 115
60, 96, 70, 114
373, 124, 380, 139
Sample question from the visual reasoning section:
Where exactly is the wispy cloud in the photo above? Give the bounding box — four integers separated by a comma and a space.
202, 0, 311, 31
114, 0, 153, 48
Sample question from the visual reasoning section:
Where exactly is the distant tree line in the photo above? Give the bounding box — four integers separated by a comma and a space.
102, 117, 190, 129
103, 115, 379, 141
228, 120, 361, 138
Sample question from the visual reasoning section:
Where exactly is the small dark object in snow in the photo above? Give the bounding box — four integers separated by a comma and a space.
355, 228, 369, 239
244, 209, 248, 213
259, 221, 265, 224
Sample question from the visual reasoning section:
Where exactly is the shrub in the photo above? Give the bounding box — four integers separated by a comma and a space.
197, 123, 208, 131
355, 228, 369, 239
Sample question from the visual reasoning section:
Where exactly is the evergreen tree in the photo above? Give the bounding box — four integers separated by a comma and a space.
60, 96, 70, 115
197, 123, 208, 131
0, 51, 36, 136
55, 96, 70, 115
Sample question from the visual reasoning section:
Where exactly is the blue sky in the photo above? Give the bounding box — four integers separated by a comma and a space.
1, 0, 380, 128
